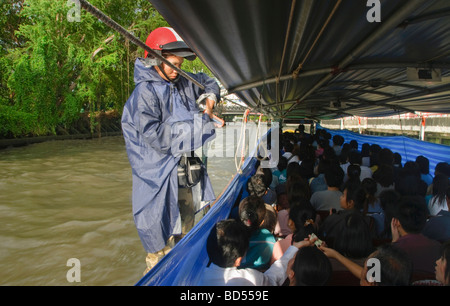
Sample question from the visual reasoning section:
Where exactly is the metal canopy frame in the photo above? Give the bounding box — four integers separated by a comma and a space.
149, 0, 450, 122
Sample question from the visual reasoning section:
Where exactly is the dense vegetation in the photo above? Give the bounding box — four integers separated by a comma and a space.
0, 0, 212, 139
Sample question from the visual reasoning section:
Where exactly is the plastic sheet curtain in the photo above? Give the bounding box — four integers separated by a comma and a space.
318, 124, 450, 176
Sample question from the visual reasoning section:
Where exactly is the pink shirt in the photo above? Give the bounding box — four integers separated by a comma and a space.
274, 209, 292, 237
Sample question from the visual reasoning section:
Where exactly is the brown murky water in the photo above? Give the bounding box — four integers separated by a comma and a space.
0, 132, 237, 286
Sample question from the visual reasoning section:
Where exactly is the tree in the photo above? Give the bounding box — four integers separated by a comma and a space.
1, 0, 212, 138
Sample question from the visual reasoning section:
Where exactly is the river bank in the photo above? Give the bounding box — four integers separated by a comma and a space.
0, 111, 123, 150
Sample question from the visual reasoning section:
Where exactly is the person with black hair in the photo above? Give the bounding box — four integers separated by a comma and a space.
238, 196, 277, 270
310, 164, 344, 211
426, 161, 450, 196
395, 161, 428, 197
427, 174, 449, 216
349, 140, 359, 152
273, 175, 311, 238
378, 189, 401, 240
416, 155, 433, 186
295, 124, 310, 143
282, 140, 299, 164
271, 156, 288, 190
435, 241, 450, 286
378, 148, 394, 167
310, 159, 331, 194
391, 196, 441, 275
369, 144, 381, 171
359, 178, 382, 214
361, 143, 371, 167
287, 246, 332, 286
199, 219, 317, 286
393, 152, 403, 183
435, 162, 450, 177
372, 164, 395, 197
247, 174, 277, 206
320, 243, 413, 286
271, 200, 317, 264
422, 186, 450, 243
320, 210, 374, 275
348, 150, 372, 181
332, 135, 344, 157
344, 164, 361, 187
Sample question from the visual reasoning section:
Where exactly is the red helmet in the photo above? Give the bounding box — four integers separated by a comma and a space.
144, 27, 196, 60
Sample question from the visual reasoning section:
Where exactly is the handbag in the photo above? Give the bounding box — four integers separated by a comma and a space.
177, 152, 203, 188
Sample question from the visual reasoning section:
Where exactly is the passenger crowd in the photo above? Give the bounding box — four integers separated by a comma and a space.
199, 125, 450, 286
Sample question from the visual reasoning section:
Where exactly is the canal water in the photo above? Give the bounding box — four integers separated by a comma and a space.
0, 128, 239, 285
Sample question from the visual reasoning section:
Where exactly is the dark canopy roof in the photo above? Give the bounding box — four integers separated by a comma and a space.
150, 0, 450, 122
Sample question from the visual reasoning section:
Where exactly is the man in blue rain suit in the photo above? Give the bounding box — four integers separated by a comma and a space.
121, 27, 219, 273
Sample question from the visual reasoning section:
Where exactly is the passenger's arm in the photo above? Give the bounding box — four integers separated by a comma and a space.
262, 239, 316, 286
319, 245, 363, 279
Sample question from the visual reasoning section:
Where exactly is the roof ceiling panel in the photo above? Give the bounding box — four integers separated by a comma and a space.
150, 0, 450, 121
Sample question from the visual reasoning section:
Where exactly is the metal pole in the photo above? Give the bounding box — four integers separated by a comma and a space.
78, 0, 205, 91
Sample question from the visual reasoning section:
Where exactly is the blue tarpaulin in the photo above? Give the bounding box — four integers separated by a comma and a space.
318, 124, 450, 176
135, 156, 257, 286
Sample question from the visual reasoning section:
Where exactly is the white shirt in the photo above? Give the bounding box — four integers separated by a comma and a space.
198, 246, 298, 286
282, 152, 299, 164
359, 165, 373, 181
428, 196, 449, 216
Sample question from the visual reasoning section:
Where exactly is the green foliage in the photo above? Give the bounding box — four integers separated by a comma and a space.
0, 0, 213, 138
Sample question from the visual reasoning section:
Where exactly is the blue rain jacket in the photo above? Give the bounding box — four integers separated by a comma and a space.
121, 58, 219, 253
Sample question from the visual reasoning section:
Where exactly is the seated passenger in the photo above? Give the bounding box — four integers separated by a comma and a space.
372, 164, 395, 197
358, 178, 384, 236
378, 189, 401, 240
310, 159, 331, 194
416, 155, 433, 186
310, 164, 344, 212
247, 174, 277, 206
320, 243, 413, 286
271, 156, 288, 190
319, 209, 375, 273
332, 135, 344, 157
271, 200, 317, 264
198, 219, 317, 286
435, 241, 450, 286
422, 186, 450, 243
348, 151, 372, 181
361, 143, 371, 168
238, 196, 277, 270
427, 174, 449, 216
396, 161, 428, 197
391, 196, 442, 275
261, 204, 278, 235
286, 246, 332, 286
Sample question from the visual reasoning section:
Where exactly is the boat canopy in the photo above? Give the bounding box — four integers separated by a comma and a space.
149, 0, 450, 123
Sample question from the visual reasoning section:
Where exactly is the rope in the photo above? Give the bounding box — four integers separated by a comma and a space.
235, 109, 251, 173
293, 0, 342, 78
78, 0, 205, 91
254, 113, 263, 155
